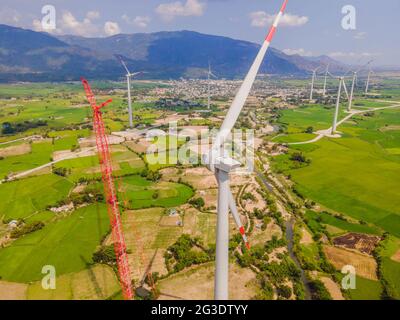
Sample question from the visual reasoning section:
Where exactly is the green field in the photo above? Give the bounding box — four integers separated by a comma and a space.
376, 236, 400, 299
305, 210, 381, 236
121, 175, 194, 209
0, 204, 109, 283
0, 174, 73, 220
273, 107, 400, 237
54, 145, 146, 182
347, 276, 383, 300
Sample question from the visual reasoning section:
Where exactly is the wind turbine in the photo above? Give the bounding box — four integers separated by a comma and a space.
329, 71, 351, 134
116, 55, 143, 129
323, 64, 330, 97
310, 66, 321, 101
203, 0, 288, 300
331, 76, 346, 134
348, 60, 373, 111
365, 66, 374, 94
207, 62, 218, 110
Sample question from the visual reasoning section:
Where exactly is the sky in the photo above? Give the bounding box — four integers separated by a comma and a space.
1, 0, 399, 66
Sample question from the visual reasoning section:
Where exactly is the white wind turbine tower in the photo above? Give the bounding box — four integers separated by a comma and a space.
323, 64, 330, 97
116, 56, 143, 129
207, 62, 218, 110
348, 60, 373, 112
365, 65, 374, 94
203, 0, 288, 300
310, 66, 321, 101
329, 72, 350, 135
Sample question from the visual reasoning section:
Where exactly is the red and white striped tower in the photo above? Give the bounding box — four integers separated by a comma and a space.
81, 78, 134, 300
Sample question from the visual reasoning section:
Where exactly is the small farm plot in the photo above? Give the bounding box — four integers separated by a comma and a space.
0, 174, 73, 220
26, 265, 120, 300
120, 175, 193, 210
0, 204, 109, 283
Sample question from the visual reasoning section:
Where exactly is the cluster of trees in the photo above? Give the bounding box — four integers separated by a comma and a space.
51, 186, 104, 209
189, 197, 205, 210
164, 234, 213, 273
1, 120, 47, 135
140, 168, 162, 182
93, 245, 116, 265
10, 221, 45, 239
304, 126, 314, 134
53, 166, 71, 177
242, 192, 256, 202
290, 152, 310, 164
309, 279, 332, 300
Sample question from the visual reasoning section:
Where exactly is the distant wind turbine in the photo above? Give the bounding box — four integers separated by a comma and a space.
310, 66, 322, 101
348, 60, 373, 111
323, 64, 330, 97
365, 65, 374, 94
116, 55, 143, 129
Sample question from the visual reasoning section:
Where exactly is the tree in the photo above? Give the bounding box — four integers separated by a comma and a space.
290, 152, 308, 163
277, 285, 292, 299
305, 126, 314, 134
189, 197, 205, 209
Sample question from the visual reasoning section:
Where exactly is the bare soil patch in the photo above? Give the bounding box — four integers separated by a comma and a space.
323, 245, 378, 280
0, 143, 31, 158
300, 227, 313, 245
320, 277, 344, 300
391, 249, 400, 263
0, 281, 27, 300
158, 263, 258, 300
52, 147, 96, 161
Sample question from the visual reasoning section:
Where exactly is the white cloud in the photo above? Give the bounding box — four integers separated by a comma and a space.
283, 48, 313, 57
250, 11, 308, 28
86, 11, 100, 20
156, 0, 206, 21
58, 11, 100, 37
328, 52, 378, 58
122, 14, 151, 28
104, 21, 121, 36
354, 32, 367, 40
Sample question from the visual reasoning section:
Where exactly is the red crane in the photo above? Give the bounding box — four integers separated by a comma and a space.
81, 78, 133, 300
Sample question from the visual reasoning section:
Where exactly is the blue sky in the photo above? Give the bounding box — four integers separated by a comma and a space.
1, 0, 399, 65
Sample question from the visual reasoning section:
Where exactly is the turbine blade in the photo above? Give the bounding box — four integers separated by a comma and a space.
342, 80, 349, 99
210, 0, 288, 152
228, 189, 250, 250
116, 55, 131, 75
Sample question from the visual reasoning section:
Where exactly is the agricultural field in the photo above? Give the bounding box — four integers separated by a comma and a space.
0, 204, 110, 283
0, 82, 198, 300
273, 106, 400, 237
0, 174, 73, 220
270, 90, 400, 300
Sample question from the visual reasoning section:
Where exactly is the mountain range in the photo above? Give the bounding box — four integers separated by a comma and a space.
0, 24, 345, 82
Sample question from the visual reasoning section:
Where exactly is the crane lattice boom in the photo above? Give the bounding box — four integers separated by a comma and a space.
81, 78, 133, 300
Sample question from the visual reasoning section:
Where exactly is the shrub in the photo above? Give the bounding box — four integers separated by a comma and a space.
189, 197, 205, 209
93, 245, 116, 265
277, 285, 292, 299
10, 221, 45, 238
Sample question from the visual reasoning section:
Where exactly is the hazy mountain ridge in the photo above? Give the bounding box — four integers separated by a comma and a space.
0, 24, 345, 82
